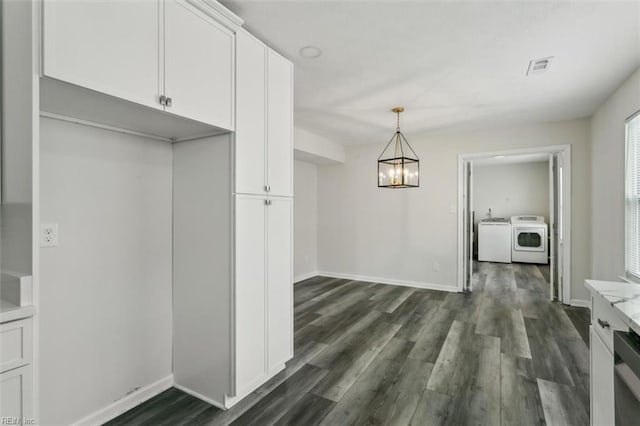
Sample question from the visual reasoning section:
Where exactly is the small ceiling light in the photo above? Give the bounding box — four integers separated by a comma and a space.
377, 107, 419, 188
526, 56, 553, 76
299, 46, 322, 58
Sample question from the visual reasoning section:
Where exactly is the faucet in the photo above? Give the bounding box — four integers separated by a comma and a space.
488, 208, 492, 219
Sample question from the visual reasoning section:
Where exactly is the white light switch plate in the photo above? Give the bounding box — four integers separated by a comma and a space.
40, 224, 59, 247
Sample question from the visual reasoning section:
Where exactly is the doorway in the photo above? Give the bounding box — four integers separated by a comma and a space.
457, 145, 572, 303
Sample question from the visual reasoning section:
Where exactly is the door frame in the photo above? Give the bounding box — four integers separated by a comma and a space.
456, 144, 572, 303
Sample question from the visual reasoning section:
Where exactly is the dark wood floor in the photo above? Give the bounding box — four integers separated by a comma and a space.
106, 263, 590, 426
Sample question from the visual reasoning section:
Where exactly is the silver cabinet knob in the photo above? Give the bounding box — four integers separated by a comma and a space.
166, 97, 172, 107
159, 95, 167, 106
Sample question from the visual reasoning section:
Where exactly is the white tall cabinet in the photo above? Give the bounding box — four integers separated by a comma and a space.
172, 27, 294, 408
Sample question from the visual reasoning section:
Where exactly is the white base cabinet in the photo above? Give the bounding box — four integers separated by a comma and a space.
0, 365, 33, 421
589, 290, 629, 426
590, 326, 615, 426
0, 318, 34, 422
233, 195, 293, 399
266, 197, 294, 372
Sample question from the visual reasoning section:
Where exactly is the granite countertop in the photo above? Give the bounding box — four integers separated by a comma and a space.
0, 299, 35, 323
586, 279, 640, 335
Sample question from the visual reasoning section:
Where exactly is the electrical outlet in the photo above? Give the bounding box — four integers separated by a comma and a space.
433, 261, 440, 272
40, 224, 59, 247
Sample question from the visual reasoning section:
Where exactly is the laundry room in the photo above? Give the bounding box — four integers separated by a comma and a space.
473, 154, 551, 266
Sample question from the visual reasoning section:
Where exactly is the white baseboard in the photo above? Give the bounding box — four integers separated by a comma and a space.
173, 383, 226, 410
72, 374, 174, 426
570, 299, 591, 309
317, 271, 458, 293
294, 271, 319, 284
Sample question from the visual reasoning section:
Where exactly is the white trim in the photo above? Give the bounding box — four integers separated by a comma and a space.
186, 0, 244, 29
40, 112, 172, 142
570, 299, 591, 309
71, 375, 174, 426
618, 275, 640, 285
173, 384, 227, 410
317, 271, 458, 293
457, 144, 573, 303
457, 157, 465, 292
31, 1, 42, 422
294, 271, 319, 284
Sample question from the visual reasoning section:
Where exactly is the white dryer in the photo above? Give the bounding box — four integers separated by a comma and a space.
510, 215, 548, 264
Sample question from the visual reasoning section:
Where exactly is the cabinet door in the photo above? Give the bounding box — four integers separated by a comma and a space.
267, 197, 293, 372
266, 51, 294, 197
42, 0, 161, 110
234, 196, 267, 394
591, 326, 615, 426
164, 0, 234, 129
0, 365, 33, 420
235, 31, 266, 195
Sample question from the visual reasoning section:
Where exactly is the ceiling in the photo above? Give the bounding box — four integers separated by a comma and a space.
222, 0, 640, 146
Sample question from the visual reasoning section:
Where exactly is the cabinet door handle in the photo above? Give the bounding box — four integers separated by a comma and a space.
265, 185, 271, 193
166, 97, 173, 107
597, 318, 610, 329
159, 95, 167, 106
264, 199, 271, 206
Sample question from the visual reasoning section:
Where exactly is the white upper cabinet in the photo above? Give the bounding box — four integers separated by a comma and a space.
235, 31, 267, 195
41, 0, 235, 131
164, 0, 234, 129
235, 32, 293, 197
42, 0, 161, 110
267, 51, 294, 197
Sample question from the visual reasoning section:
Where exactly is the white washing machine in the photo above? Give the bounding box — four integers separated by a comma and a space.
478, 219, 512, 263
510, 215, 548, 264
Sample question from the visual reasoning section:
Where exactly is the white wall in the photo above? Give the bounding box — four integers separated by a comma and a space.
294, 160, 318, 281
39, 118, 173, 425
294, 127, 346, 164
173, 135, 232, 404
1, 0, 33, 204
591, 67, 640, 281
473, 161, 549, 225
1, 0, 35, 276
318, 118, 591, 300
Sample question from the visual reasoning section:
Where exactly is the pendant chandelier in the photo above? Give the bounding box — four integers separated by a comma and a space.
377, 107, 419, 188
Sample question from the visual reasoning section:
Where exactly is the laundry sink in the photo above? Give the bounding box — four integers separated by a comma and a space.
481, 217, 509, 223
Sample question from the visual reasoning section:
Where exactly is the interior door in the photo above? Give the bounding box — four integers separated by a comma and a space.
462, 160, 473, 292
549, 154, 556, 301
164, 0, 234, 129
556, 153, 564, 302
266, 197, 294, 371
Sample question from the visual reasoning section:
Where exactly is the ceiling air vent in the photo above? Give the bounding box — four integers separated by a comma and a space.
526, 57, 553, 76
